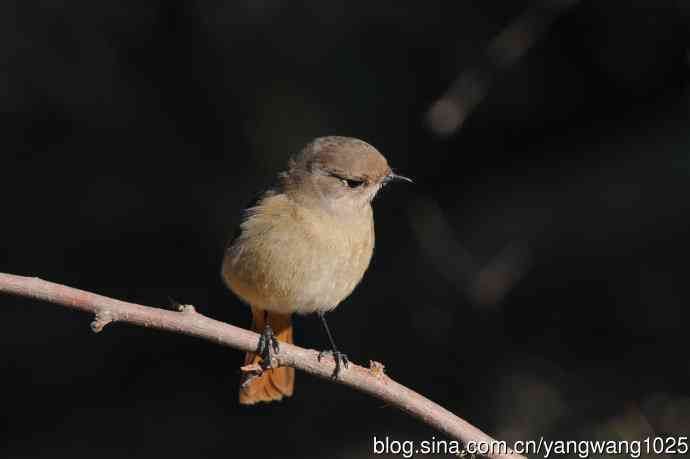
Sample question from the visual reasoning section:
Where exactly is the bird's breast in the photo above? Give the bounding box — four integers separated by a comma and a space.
222, 195, 375, 314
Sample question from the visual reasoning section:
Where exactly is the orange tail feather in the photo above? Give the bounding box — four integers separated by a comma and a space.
239, 307, 295, 405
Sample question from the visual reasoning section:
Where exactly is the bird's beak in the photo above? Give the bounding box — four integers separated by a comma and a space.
385, 171, 413, 184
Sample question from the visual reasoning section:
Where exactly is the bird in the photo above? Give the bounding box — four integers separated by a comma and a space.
221, 136, 411, 405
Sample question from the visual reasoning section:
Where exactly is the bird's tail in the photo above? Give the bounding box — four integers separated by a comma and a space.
239, 306, 295, 405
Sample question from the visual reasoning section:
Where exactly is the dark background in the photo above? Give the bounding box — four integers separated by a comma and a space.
2, 1, 690, 457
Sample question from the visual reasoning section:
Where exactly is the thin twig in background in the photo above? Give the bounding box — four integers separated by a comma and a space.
0, 272, 523, 459
427, 0, 580, 136
407, 197, 531, 309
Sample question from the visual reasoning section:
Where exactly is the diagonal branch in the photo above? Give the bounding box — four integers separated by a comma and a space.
426, 0, 580, 136
0, 272, 523, 459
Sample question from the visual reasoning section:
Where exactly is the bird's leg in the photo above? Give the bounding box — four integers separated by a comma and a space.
256, 311, 280, 369
317, 311, 349, 378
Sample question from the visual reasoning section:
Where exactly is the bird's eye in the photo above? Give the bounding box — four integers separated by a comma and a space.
343, 178, 364, 188
330, 173, 364, 188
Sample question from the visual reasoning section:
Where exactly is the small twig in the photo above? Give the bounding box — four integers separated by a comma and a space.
239, 362, 264, 388
90, 310, 113, 333
0, 272, 523, 459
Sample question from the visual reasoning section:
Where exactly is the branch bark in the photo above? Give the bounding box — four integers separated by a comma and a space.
0, 272, 523, 459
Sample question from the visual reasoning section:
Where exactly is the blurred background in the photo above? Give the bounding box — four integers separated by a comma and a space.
2, 1, 690, 457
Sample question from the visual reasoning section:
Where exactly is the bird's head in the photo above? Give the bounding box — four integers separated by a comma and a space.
282, 136, 411, 214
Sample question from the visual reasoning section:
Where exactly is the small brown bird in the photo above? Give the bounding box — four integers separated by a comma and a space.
221, 136, 410, 405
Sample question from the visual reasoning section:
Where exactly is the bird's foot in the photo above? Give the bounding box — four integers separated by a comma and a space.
256, 324, 280, 369
318, 349, 349, 378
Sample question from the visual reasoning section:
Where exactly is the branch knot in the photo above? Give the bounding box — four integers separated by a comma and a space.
90, 311, 113, 333
177, 303, 197, 314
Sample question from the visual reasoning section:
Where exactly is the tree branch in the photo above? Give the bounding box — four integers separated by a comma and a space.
0, 272, 523, 459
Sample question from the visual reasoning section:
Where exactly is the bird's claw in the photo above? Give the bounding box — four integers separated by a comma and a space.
318, 350, 349, 378
256, 324, 280, 369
